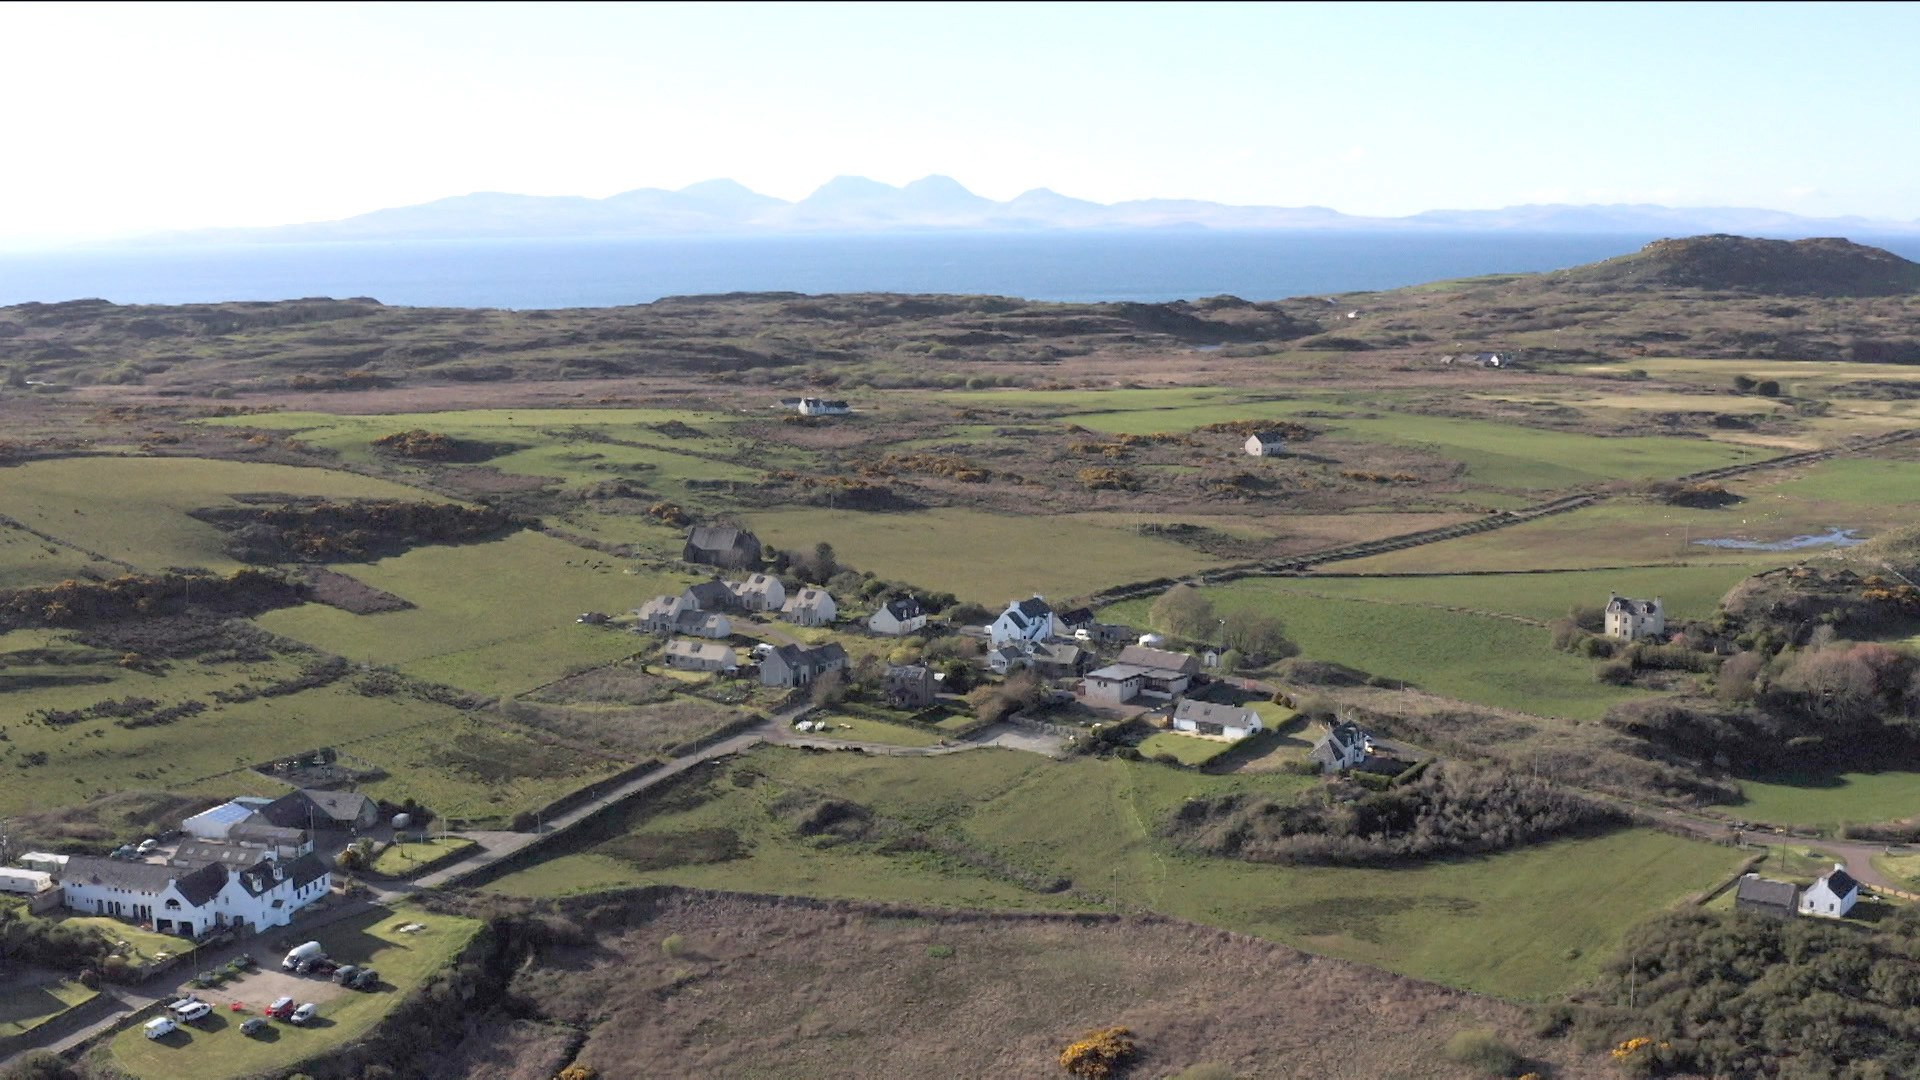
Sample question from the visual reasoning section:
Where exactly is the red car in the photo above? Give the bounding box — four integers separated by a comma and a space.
265, 996, 295, 1019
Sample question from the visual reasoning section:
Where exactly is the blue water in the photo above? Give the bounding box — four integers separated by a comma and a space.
3, 232, 1919, 310
1694, 528, 1866, 551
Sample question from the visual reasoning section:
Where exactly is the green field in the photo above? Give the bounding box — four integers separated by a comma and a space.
1105, 583, 1644, 722
0, 457, 429, 572
1871, 852, 1920, 890
487, 746, 1738, 1000
257, 531, 683, 696
0, 520, 99, 589
747, 507, 1225, 603
1300, 564, 1763, 623
1770, 456, 1920, 506
1733, 771, 1920, 828
1326, 414, 1762, 491
0, 978, 96, 1038
800, 713, 946, 748
108, 907, 479, 1080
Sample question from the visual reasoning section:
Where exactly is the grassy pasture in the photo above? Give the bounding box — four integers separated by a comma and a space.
0, 521, 100, 588
1105, 583, 1643, 722
1324, 414, 1762, 491
1300, 564, 1764, 624
488, 747, 1739, 1000
1137, 731, 1232, 765
0, 457, 428, 571
745, 507, 1226, 603
1733, 770, 1920, 829
369, 836, 476, 878
1062, 397, 1357, 435
1768, 456, 1920, 506
256, 531, 684, 696
108, 907, 480, 1080
799, 713, 946, 748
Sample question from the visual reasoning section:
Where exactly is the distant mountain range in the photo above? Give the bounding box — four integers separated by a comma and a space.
146, 176, 1920, 245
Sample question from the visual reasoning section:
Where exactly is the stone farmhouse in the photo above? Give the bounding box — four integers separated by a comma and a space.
1733, 874, 1800, 919
1604, 593, 1665, 641
684, 525, 762, 569
885, 664, 937, 709
760, 642, 849, 688
1171, 699, 1263, 741
990, 596, 1057, 646
868, 596, 927, 636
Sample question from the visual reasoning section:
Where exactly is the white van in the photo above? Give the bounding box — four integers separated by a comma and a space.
282, 941, 325, 969
143, 1016, 178, 1040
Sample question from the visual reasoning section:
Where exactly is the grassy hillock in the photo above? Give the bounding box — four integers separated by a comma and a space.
1561, 234, 1920, 297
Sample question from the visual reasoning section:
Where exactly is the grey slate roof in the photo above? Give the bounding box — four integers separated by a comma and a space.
683, 579, 736, 609
686, 525, 754, 553
1248, 431, 1286, 444
1173, 699, 1257, 727
1607, 595, 1660, 616
173, 839, 274, 870
883, 596, 924, 621
1735, 875, 1800, 909
1116, 645, 1201, 676
260, 789, 373, 830
174, 862, 229, 906
1819, 867, 1861, 897
1014, 597, 1053, 620
60, 855, 181, 894
286, 851, 330, 890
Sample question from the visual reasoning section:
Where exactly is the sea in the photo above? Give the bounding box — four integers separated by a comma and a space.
3, 231, 1920, 310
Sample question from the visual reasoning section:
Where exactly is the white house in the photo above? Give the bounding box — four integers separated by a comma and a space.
1244, 431, 1287, 457
670, 610, 733, 639
633, 594, 693, 632
1799, 864, 1860, 918
1604, 593, 1666, 641
759, 642, 849, 688
783, 587, 837, 627
665, 638, 739, 673
798, 398, 851, 416
1171, 700, 1263, 741
868, 596, 927, 636
990, 596, 1056, 646
1308, 721, 1369, 773
731, 573, 787, 613
1081, 663, 1149, 706
58, 852, 331, 937
681, 579, 738, 612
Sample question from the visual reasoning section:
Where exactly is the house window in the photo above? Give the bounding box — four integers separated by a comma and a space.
165, 899, 180, 909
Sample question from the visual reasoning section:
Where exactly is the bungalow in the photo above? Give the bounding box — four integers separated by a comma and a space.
783, 587, 837, 627
731, 573, 787, 613
1604, 593, 1666, 641
665, 638, 739, 674
670, 610, 734, 639
988, 644, 1033, 676
683, 525, 762, 569
1171, 699, 1263, 741
1244, 431, 1287, 456
1030, 640, 1089, 679
1799, 864, 1860, 918
1308, 721, 1369, 773
868, 596, 928, 636
1081, 663, 1150, 706
885, 664, 937, 709
1733, 874, 1800, 919
760, 642, 850, 688
681, 579, 739, 612
258, 789, 379, 834
57, 851, 331, 936
633, 594, 692, 632
990, 596, 1056, 646
797, 398, 852, 416
1114, 644, 1201, 698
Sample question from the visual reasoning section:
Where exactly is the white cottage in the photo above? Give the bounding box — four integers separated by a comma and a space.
1604, 593, 1665, 641
990, 597, 1056, 646
1799, 864, 1860, 918
868, 596, 928, 636
731, 573, 787, 613
1308, 721, 1369, 773
1244, 431, 1287, 456
783, 587, 838, 627
58, 852, 331, 936
1171, 699, 1263, 740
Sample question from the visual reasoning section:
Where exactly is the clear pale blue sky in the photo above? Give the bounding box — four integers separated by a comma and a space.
3, 1, 1916, 245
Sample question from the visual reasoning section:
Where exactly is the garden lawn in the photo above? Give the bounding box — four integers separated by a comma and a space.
0, 979, 96, 1038
108, 907, 480, 1080
1733, 770, 1920, 829
1137, 732, 1232, 766
487, 746, 1739, 1001
369, 836, 477, 878
801, 714, 946, 748
1106, 585, 1644, 722
745, 507, 1224, 603
255, 530, 682, 696
0, 457, 428, 572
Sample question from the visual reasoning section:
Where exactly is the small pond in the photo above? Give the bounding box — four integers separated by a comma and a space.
1694, 527, 1864, 552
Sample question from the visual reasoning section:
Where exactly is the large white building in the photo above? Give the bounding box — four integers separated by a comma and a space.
1604, 593, 1665, 641
58, 852, 331, 937
990, 597, 1056, 646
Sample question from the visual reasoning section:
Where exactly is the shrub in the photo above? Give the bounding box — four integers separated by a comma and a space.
661, 934, 686, 958
555, 1068, 599, 1080
1059, 1026, 1138, 1079
1442, 1029, 1523, 1076
926, 944, 955, 959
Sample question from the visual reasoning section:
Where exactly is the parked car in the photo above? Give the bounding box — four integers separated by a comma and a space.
266, 996, 295, 1019
166, 997, 199, 1015
240, 1017, 269, 1037
333, 964, 361, 985
174, 1001, 213, 1023
143, 1016, 178, 1040
290, 1002, 318, 1025
350, 968, 380, 990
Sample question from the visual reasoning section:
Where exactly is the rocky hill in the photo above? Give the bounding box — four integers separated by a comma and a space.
1558, 234, 1920, 296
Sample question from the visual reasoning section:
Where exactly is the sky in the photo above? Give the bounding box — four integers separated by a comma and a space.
3, 1, 1917, 247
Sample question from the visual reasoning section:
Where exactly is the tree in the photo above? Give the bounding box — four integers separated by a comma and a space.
1731, 374, 1758, 393
1217, 649, 1244, 675
1150, 584, 1216, 641
1755, 379, 1782, 397
809, 667, 848, 707
1221, 609, 1294, 661
968, 671, 1044, 724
